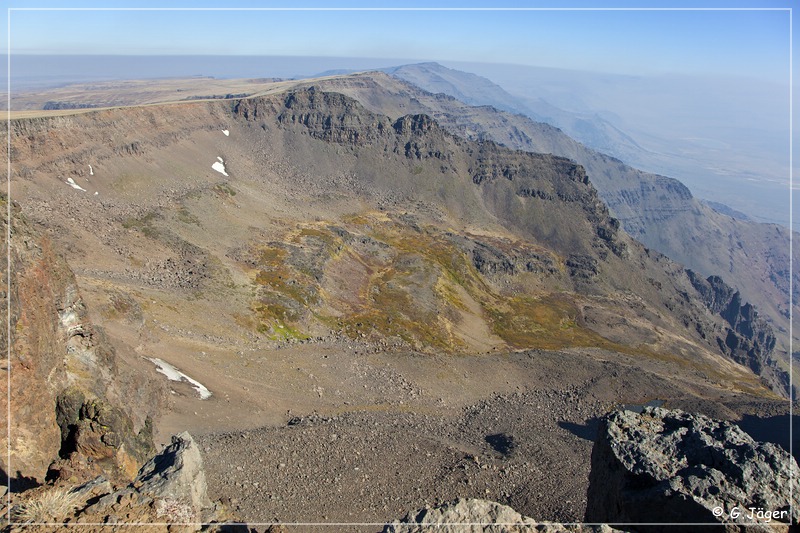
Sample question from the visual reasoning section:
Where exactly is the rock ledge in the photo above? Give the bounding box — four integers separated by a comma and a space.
585, 407, 798, 532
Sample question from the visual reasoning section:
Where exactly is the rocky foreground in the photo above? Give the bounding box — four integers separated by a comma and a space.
587, 407, 799, 532
5, 407, 796, 532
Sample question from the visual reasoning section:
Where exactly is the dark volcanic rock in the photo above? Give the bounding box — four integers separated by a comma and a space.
465, 240, 558, 278
585, 407, 799, 532
687, 270, 786, 394
51, 392, 154, 482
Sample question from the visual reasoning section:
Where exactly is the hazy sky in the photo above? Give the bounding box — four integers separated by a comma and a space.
1, 1, 793, 84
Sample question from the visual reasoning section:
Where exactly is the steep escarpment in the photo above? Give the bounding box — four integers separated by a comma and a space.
234, 88, 628, 266
5, 85, 796, 528
6, 81, 786, 459
1, 197, 163, 486
11, 89, 786, 394
307, 72, 795, 355
687, 271, 782, 389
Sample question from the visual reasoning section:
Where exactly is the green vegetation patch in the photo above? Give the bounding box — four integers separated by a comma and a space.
213, 182, 237, 197
252, 302, 309, 341
175, 206, 200, 226
487, 293, 623, 351
121, 212, 159, 238
372, 223, 483, 293
245, 228, 343, 339
355, 264, 455, 350
250, 244, 316, 336
311, 215, 496, 351
318, 229, 470, 353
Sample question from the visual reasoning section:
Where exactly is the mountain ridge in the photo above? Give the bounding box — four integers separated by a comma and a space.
6, 87, 787, 398
386, 62, 649, 169
298, 71, 796, 358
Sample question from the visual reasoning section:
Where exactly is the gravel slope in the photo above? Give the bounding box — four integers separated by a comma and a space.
198, 386, 603, 528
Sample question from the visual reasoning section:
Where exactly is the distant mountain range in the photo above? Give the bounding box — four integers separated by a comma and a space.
384, 62, 649, 167
386, 62, 791, 230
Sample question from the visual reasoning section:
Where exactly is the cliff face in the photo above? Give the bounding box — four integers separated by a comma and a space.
1, 198, 163, 486
309, 72, 795, 354
233, 89, 627, 265
688, 271, 777, 363
2, 199, 68, 485
229, 90, 785, 391
686, 270, 786, 394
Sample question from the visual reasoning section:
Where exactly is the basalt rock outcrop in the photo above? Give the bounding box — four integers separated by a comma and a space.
90, 432, 215, 523
686, 270, 787, 394
237, 89, 632, 265
585, 407, 799, 532
48, 390, 155, 485
1, 196, 164, 487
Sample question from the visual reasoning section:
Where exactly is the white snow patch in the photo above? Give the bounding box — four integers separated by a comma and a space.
212, 160, 228, 176
94, 191, 99, 196
148, 357, 212, 400
217, 156, 224, 163
222, 129, 229, 136
66, 177, 87, 192
89, 164, 94, 176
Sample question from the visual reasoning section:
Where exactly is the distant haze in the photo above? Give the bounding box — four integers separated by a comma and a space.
439, 60, 792, 230
4, 54, 422, 89
4, 6, 790, 83
5, 53, 794, 231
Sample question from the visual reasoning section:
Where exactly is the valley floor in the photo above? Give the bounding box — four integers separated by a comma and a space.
163, 341, 790, 528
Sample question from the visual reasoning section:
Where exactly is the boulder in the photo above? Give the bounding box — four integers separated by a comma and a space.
133, 431, 213, 513
383, 498, 618, 532
585, 407, 799, 532
11, 433, 231, 530
92, 432, 214, 525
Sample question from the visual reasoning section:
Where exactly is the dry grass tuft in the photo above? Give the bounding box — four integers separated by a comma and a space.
12, 487, 82, 524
